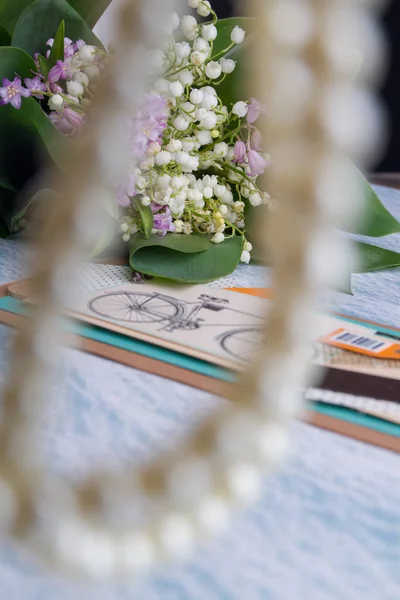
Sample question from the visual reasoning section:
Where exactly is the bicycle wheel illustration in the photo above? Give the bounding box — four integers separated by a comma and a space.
89, 292, 183, 323
220, 327, 267, 362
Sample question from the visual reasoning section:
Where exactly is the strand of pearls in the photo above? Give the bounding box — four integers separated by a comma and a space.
0, 0, 385, 582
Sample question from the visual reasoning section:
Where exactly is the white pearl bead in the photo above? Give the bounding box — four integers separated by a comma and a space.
158, 513, 195, 558
315, 155, 365, 229
217, 411, 261, 461
225, 462, 262, 505
256, 423, 290, 467
305, 229, 356, 289
319, 84, 384, 163
322, 8, 386, 84
119, 532, 155, 575
267, 0, 316, 49
196, 495, 231, 536
167, 457, 212, 506
268, 57, 315, 127
74, 186, 113, 249
55, 521, 117, 579
0, 477, 16, 532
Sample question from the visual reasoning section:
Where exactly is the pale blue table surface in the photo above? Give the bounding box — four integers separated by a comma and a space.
0, 186, 400, 600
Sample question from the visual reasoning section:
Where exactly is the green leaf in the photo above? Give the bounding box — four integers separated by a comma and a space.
0, 1, 35, 36
130, 233, 244, 283
68, 0, 114, 29
211, 17, 254, 58
349, 169, 400, 237
0, 45, 36, 79
48, 19, 65, 67
355, 242, 400, 273
0, 22, 11, 45
213, 18, 256, 108
12, 0, 103, 56
134, 197, 154, 239
38, 53, 50, 79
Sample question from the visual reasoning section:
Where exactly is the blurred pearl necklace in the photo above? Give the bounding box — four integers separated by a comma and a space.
0, 0, 385, 581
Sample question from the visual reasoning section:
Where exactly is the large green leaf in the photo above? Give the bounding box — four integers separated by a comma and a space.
0, 22, 11, 45
130, 233, 244, 283
12, 0, 103, 56
68, 0, 114, 29
0, 0, 35, 36
350, 169, 400, 237
0, 0, 113, 36
0, 44, 37, 78
355, 241, 400, 273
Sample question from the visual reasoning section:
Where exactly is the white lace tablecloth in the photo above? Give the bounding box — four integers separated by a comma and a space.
0, 186, 399, 600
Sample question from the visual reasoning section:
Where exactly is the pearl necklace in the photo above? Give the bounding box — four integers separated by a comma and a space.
0, 0, 385, 581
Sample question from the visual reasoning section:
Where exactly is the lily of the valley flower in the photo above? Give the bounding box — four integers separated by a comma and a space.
0, 77, 30, 109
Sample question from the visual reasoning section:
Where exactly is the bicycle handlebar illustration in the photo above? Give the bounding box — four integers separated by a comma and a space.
89, 290, 266, 362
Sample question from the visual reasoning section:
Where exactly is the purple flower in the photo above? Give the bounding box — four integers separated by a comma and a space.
48, 60, 69, 83
46, 38, 54, 47
248, 149, 269, 176
24, 76, 47, 99
50, 83, 63, 94
0, 77, 30, 109
64, 106, 85, 129
64, 37, 76, 58
247, 98, 263, 124
233, 140, 246, 164
153, 208, 175, 236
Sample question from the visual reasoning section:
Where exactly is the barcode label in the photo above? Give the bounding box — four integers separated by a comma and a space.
330, 330, 393, 353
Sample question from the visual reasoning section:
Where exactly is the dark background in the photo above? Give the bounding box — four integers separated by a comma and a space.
211, 0, 399, 173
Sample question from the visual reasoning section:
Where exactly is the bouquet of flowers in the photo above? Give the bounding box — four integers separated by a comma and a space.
0, 0, 399, 284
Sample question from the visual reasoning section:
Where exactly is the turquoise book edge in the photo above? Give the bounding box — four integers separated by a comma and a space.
1, 295, 399, 439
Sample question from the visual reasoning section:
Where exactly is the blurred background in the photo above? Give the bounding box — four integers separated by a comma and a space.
208, 0, 400, 173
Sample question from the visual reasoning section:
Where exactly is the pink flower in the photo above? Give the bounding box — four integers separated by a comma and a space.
233, 140, 246, 163
248, 149, 269, 176
64, 106, 85, 129
250, 128, 262, 151
0, 77, 30, 109
49, 112, 74, 134
247, 98, 263, 124
24, 76, 46, 99
116, 191, 131, 207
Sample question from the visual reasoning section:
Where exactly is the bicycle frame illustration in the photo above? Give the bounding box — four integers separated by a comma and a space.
89, 290, 267, 362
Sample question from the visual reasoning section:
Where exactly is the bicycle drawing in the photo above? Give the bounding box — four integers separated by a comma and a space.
89, 290, 267, 363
